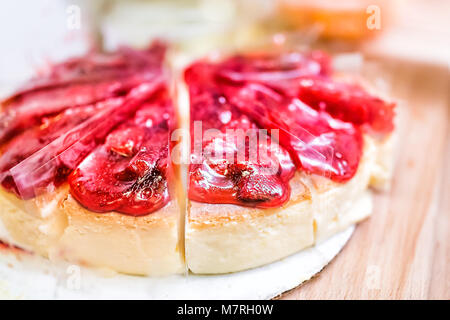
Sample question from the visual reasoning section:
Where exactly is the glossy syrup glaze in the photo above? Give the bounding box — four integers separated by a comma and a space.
0, 46, 395, 214
185, 59, 298, 207
186, 51, 394, 207
68, 92, 173, 215
0, 43, 173, 215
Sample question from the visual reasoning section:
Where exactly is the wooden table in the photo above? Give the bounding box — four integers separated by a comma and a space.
280, 58, 449, 299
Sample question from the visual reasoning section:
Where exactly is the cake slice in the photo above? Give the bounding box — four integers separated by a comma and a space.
0, 43, 185, 275
184, 50, 395, 274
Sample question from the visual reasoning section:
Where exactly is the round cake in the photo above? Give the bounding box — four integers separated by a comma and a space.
0, 42, 395, 276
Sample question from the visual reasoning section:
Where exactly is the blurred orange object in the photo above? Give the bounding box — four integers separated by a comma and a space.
278, 0, 389, 41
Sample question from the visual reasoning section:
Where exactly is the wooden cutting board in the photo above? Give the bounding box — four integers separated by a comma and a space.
280, 58, 449, 300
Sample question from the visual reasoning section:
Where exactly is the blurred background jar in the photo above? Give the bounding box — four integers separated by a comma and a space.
276, 0, 391, 41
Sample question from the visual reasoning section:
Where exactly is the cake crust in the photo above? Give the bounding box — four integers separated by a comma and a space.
0, 186, 184, 276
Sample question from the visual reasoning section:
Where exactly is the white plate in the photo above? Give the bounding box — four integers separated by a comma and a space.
0, 226, 353, 300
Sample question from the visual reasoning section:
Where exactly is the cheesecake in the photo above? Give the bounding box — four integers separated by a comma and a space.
0, 44, 395, 276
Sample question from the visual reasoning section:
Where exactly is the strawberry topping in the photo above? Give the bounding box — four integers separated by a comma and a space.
186, 50, 394, 207
0, 43, 172, 216
68, 98, 172, 215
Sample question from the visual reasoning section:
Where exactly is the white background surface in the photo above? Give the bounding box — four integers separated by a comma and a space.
0, 1, 89, 94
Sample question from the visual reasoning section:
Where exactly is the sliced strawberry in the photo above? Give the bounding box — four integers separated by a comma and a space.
3, 82, 162, 199
217, 50, 331, 82
0, 43, 166, 144
105, 126, 145, 157
7, 42, 166, 101
0, 98, 123, 176
228, 82, 363, 181
68, 101, 171, 215
296, 77, 395, 134
187, 59, 299, 208
188, 112, 295, 208
236, 173, 288, 206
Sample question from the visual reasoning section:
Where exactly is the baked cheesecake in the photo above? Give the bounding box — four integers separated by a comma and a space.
0, 44, 395, 276
0, 42, 184, 275
184, 51, 395, 273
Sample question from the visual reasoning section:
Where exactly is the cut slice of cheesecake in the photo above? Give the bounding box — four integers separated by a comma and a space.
0, 43, 185, 276
185, 132, 393, 274
183, 50, 396, 274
